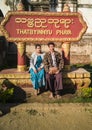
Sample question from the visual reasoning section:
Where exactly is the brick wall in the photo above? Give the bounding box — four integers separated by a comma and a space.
70, 34, 92, 64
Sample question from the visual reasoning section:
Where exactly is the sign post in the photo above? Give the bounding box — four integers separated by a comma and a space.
0, 4, 87, 72
17, 42, 26, 72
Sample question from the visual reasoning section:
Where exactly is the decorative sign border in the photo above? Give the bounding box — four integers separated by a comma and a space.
0, 11, 87, 43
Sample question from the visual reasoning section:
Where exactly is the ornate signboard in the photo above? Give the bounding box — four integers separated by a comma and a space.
0, 11, 87, 42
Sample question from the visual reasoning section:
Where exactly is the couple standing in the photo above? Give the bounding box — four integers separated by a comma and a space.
29, 42, 64, 98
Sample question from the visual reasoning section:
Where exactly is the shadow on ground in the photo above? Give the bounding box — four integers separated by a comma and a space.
0, 78, 26, 117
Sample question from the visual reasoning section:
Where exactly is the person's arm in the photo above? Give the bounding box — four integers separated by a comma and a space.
29, 53, 37, 72
39, 63, 44, 69
37, 62, 44, 71
37, 53, 45, 71
43, 53, 49, 73
57, 52, 64, 72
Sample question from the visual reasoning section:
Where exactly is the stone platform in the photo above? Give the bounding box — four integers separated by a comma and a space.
0, 68, 91, 93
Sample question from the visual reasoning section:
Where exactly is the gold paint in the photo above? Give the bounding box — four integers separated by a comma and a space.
17, 0, 24, 11
76, 73, 83, 78
62, 42, 70, 58
0, 68, 91, 90
15, 17, 73, 29
0, 11, 87, 43
75, 79, 83, 88
0, 25, 3, 36
56, 30, 72, 35
16, 29, 52, 35
62, 78, 91, 88
17, 42, 25, 56
67, 72, 75, 78
84, 73, 90, 78
71, 79, 76, 84
0, 73, 30, 79
63, 4, 70, 12
17, 65, 27, 72
82, 78, 91, 88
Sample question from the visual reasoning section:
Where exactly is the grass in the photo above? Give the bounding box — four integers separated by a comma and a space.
25, 90, 92, 104
26, 109, 38, 116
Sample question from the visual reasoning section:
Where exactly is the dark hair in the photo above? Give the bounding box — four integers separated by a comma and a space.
48, 42, 55, 47
35, 44, 41, 49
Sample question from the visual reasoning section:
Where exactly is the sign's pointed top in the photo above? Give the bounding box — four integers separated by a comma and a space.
63, 4, 70, 12
17, 0, 24, 11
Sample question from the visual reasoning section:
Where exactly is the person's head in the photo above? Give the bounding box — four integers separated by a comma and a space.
48, 42, 55, 52
35, 44, 41, 53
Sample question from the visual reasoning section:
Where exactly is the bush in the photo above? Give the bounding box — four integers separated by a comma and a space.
78, 87, 92, 98
0, 88, 14, 103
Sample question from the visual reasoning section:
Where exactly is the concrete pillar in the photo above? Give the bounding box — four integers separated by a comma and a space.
17, 42, 26, 72
62, 4, 71, 71
62, 42, 71, 71
16, 0, 26, 72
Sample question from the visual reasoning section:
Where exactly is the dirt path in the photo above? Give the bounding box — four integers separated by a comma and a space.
0, 103, 92, 130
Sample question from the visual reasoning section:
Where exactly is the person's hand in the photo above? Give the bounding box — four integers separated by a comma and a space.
55, 70, 59, 74
34, 70, 37, 73
38, 67, 41, 71
49, 70, 53, 74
